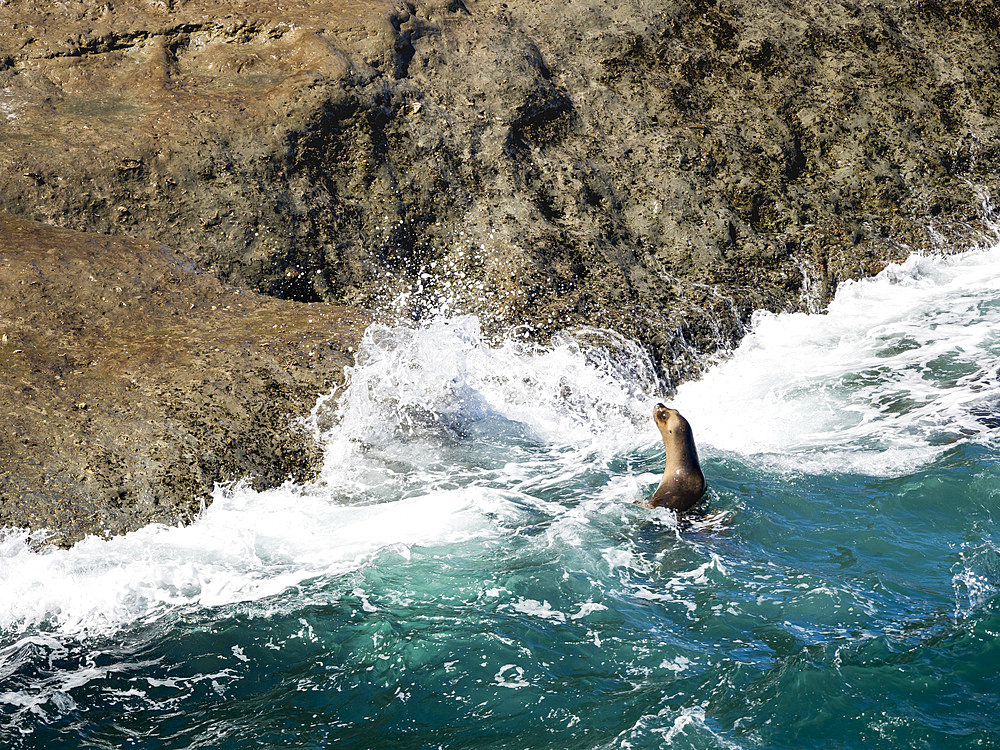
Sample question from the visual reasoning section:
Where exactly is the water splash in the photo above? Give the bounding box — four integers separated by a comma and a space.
308, 314, 661, 505
953, 541, 1000, 619
0, 317, 664, 638
320, 315, 658, 447
0, 485, 501, 637
675, 240, 1000, 474
3, 243, 1000, 748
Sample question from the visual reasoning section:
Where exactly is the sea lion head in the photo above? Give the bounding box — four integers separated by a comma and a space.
653, 403, 692, 441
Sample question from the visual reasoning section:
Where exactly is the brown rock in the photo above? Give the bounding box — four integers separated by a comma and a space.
2, 0, 998, 387
0, 214, 367, 546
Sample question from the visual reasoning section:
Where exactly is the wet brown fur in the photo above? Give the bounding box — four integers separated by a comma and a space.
645, 404, 706, 512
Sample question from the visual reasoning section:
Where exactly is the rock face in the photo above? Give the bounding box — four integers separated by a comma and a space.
0, 215, 367, 546
2, 0, 998, 383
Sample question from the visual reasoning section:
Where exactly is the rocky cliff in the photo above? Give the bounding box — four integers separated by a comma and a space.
3, 0, 998, 381
1, 0, 999, 542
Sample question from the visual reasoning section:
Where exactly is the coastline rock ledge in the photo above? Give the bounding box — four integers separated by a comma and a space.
0, 216, 367, 546
1, 0, 998, 382
1, 0, 999, 544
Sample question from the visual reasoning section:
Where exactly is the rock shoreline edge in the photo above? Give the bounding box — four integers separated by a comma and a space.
2, 0, 1000, 544
2, 0, 999, 382
0, 215, 368, 547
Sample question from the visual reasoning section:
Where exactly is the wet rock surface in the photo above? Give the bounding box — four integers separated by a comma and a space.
1, 0, 999, 541
0, 215, 367, 546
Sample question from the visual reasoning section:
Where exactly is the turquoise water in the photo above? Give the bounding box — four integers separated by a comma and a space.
2, 245, 1000, 748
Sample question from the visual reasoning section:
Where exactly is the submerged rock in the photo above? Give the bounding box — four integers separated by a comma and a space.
0, 215, 367, 546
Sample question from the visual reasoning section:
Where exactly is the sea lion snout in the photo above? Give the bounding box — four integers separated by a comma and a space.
654, 403, 687, 436
653, 402, 675, 425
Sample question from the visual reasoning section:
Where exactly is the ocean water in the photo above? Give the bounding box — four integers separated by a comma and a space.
2, 242, 1000, 749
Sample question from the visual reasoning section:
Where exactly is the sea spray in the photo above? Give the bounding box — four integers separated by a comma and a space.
676, 241, 1000, 474
307, 314, 663, 507
321, 315, 659, 446
0, 316, 667, 640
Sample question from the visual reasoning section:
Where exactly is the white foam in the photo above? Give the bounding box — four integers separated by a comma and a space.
952, 540, 1000, 618
511, 598, 568, 622
494, 663, 530, 688
0, 317, 662, 637
0, 484, 504, 637
675, 242, 1000, 474
5, 239, 1000, 639
318, 315, 657, 454
616, 705, 747, 750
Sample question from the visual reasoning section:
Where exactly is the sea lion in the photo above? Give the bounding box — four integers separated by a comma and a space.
645, 403, 706, 512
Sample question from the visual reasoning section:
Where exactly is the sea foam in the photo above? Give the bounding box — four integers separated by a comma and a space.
0, 316, 661, 637
675, 240, 1000, 474
4, 240, 1000, 638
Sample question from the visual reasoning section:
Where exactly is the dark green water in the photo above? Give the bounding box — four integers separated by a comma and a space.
2, 248, 999, 748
